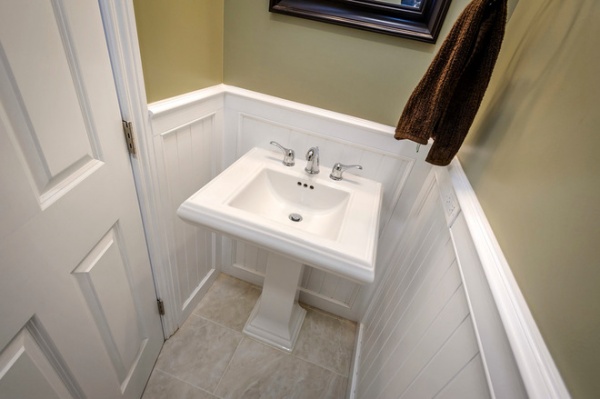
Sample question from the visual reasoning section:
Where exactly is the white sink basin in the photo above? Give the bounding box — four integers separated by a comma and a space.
229, 168, 350, 241
177, 147, 382, 283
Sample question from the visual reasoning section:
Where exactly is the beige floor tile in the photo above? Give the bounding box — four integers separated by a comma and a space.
154, 314, 243, 393
149, 275, 357, 398
215, 337, 347, 399
142, 369, 218, 399
293, 307, 357, 376
193, 273, 261, 331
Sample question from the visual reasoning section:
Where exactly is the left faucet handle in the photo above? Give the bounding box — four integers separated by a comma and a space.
270, 141, 295, 166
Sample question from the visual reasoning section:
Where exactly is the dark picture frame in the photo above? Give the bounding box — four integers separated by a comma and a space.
269, 0, 453, 43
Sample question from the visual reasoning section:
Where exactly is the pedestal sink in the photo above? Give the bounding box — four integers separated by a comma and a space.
178, 147, 382, 351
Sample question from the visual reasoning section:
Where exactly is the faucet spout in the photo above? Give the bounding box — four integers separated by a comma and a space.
305, 147, 320, 175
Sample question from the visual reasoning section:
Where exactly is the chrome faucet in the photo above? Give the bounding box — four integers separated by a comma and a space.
305, 147, 320, 174
330, 162, 363, 181
270, 141, 295, 166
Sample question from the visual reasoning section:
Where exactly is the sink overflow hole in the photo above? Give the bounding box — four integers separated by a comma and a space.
289, 213, 303, 222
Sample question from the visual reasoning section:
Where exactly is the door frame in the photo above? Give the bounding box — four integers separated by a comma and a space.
98, 0, 178, 337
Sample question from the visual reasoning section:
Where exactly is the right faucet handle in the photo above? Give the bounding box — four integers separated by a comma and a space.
330, 163, 363, 181
270, 141, 295, 166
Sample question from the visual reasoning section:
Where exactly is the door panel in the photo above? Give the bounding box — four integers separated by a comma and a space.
0, 0, 163, 398
0, 321, 80, 399
0, 0, 103, 204
72, 226, 148, 387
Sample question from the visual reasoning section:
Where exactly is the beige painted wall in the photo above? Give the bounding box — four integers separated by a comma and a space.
223, 0, 472, 126
133, 0, 223, 103
460, 1, 600, 397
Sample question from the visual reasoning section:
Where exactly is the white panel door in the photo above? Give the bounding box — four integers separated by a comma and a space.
0, 0, 163, 398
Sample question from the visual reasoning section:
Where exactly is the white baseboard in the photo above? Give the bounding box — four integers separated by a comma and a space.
347, 322, 364, 399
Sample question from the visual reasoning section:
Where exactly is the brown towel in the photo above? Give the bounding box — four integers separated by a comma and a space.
395, 0, 507, 166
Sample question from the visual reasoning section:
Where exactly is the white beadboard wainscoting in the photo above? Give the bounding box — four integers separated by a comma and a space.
144, 85, 568, 398
145, 88, 224, 334
352, 169, 525, 399
349, 164, 568, 399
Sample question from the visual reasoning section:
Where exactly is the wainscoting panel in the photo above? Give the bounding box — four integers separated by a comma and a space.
445, 162, 564, 398
147, 92, 223, 331
159, 118, 214, 308
357, 172, 491, 399
300, 266, 361, 308
232, 240, 268, 277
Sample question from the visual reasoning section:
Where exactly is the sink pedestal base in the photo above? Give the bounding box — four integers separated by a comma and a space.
243, 253, 306, 352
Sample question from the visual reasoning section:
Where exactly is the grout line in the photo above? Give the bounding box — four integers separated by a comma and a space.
156, 314, 240, 398
200, 308, 352, 379
290, 352, 351, 379
151, 368, 221, 398
196, 315, 246, 335
196, 308, 355, 378
189, 276, 356, 391
214, 336, 245, 396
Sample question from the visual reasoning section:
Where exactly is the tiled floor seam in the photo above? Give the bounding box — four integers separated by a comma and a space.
194, 314, 246, 335
213, 335, 245, 397
197, 312, 351, 379
152, 368, 221, 398
161, 274, 357, 397
290, 353, 351, 379
162, 314, 242, 398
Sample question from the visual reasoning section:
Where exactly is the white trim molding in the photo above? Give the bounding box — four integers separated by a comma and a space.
347, 322, 364, 399
98, 0, 179, 338
447, 160, 570, 399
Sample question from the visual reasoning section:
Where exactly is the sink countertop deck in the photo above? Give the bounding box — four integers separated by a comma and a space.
177, 147, 383, 283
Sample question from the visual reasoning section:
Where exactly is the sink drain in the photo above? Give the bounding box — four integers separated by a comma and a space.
289, 213, 303, 222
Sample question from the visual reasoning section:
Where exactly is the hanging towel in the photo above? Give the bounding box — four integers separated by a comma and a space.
395, 0, 508, 166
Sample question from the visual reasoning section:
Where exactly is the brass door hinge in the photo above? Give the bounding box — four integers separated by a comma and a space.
122, 120, 136, 155
157, 299, 165, 316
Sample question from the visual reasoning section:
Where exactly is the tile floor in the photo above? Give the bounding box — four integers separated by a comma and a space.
142, 273, 357, 399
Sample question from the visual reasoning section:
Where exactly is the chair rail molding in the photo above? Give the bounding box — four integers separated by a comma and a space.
446, 160, 570, 399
